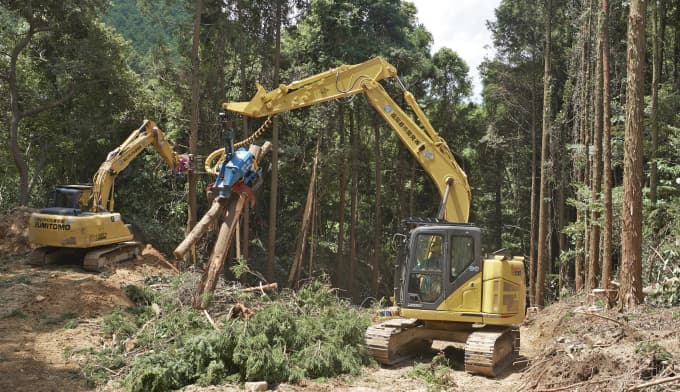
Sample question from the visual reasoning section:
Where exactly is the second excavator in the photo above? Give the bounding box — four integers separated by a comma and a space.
28, 120, 190, 271
220, 57, 526, 376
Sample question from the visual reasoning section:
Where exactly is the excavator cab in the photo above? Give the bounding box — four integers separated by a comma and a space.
42, 185, 93, 216
398, 223, 482, 310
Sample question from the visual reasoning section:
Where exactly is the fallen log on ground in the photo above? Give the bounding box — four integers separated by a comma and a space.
239, 282, 278, 293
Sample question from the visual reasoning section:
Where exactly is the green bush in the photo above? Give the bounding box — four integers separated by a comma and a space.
88, 276, 372, 391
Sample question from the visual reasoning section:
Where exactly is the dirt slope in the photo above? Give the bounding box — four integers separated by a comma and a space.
0, 246, 177, 391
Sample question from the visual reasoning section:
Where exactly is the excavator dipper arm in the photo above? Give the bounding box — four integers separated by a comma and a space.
91, 120, 189, 212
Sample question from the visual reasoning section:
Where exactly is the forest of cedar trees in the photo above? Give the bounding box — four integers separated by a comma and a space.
2, 0, 680, 311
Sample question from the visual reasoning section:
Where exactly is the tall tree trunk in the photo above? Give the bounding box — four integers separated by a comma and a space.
409, 160, 416, 217
288, 138, 320, 287
267, 1, 282, 282
587, 0, 604, 292
495, 159, 503, 250
336, 104, 347, 290
674, 2, 680, 89
372, 117, 383, 297
8, 26, 35, 206
583, 0, 595, 291
187, 0, 202, 252
619, 0, 647, 310
8, 22, 75, 206
529, 69, 538, 307
349, 108, 359, 300
237, 6, 249, 275
649, 0, 660, 205
601, 0, 614, 293
657, 0, 667, 82
536, 0, 552, 308
576, 0, 594, 292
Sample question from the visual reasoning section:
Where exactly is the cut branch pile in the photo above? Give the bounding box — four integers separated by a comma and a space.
84, 274, 372, 391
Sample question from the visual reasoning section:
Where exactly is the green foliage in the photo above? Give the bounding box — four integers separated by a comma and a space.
408, 352, 456, 391
79, 347, 127, 386
101, 0, 189, 71
5, 309, 27, 319
42, 312, 79, 327
124, 284, 155, 306
635, 341, 673, 363
102, 310, 139, 338
646, 267, 680, 306
125, 351, 194, 392
83, 275, 372, 390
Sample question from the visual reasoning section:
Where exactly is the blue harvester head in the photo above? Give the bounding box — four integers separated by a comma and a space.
214, 147, 260, 199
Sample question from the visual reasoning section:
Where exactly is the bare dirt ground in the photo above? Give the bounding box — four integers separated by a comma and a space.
1, 207, 679, 391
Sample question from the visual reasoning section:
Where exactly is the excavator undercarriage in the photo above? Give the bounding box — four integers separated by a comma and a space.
365, 318, 520, 377
30, 241, 143, 272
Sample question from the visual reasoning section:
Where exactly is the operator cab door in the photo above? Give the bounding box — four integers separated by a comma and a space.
403, 225, 481, 311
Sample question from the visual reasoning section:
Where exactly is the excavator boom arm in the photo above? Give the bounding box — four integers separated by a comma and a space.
225, 57, 397, 117
91, 120, 184, 212
223, 57, 470, 222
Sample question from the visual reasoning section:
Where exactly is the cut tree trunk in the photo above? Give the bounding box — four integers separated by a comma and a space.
182, 143, 271, 309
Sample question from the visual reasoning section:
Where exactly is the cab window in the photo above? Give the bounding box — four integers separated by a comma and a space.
408, 234, 443, 303
450, 235, 474, 280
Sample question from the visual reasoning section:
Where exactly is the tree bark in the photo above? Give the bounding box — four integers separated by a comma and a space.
536, 0, 552, 308
349, 108, 359, 300
619, 0, 647, 310
495, 159, 503, 250
674, 2, 680, 89
288, 137, 320, 288
8, 21, 76, 206
601, 0, 614, 294
336, 104, 347, 289
529, 69, 538, 306
372, 117, 383, 297
174, 199, 226, 259
238, 6, 251, 280
187, 0, 202, 256
266, 0, 282, 282
587, 0, 604, 292
193, 193, 247, 309
649, 0, 660, 205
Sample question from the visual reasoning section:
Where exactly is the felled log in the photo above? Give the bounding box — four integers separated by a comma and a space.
190, 142, 272, 309
193, 192, 247, 309
239, 282, 278, 293
174, 198, 227, 259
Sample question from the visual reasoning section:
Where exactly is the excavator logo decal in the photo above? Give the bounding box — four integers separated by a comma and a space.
389, 112, 420, 147
33, 220, 71, 231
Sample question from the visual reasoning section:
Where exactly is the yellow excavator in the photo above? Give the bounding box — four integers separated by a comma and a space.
28, 120, 189, 271
220, 57, 526, 376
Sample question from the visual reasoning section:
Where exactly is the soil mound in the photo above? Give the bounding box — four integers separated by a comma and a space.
0, 207, 35, 256
517, 298, 680, 391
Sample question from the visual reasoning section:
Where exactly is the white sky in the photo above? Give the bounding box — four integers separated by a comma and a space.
411, 0, 500, 101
